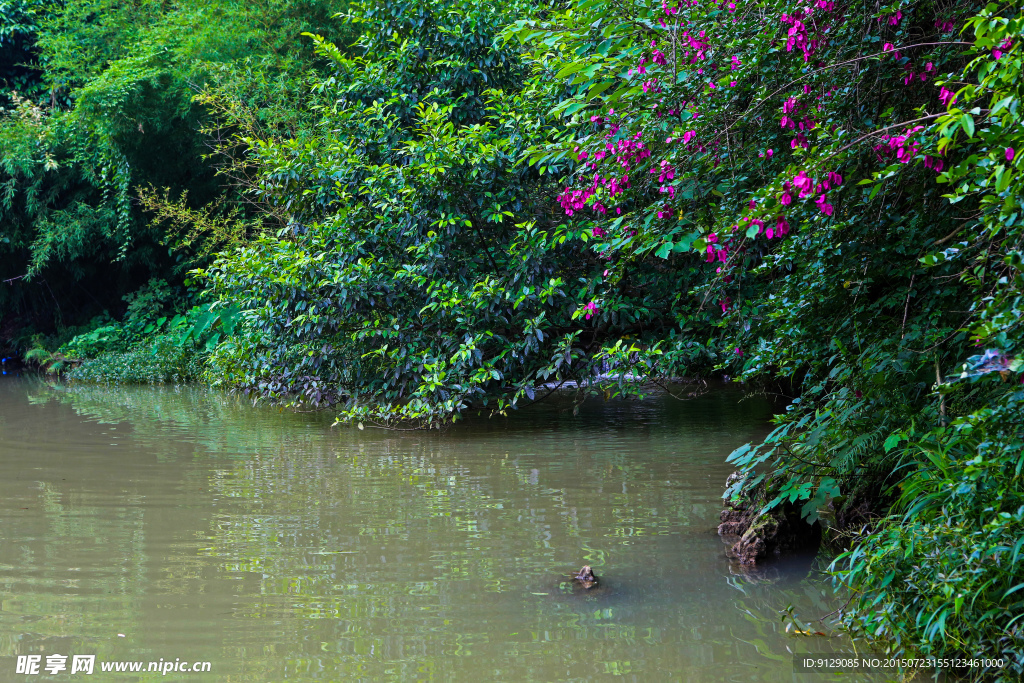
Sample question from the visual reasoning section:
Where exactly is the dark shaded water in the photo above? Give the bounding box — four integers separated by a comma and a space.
0, 377, 883, 681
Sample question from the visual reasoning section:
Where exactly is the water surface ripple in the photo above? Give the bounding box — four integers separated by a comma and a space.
0, 378, 876, 681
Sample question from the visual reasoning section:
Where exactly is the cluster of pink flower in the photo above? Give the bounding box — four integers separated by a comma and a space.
883, 44, 936, 85
560, 126, 656, 217
558, 185, 595, 217
608, 137, 650, 170
780, 98, 817, 149
583, 301, 599, 320
993, 38, 1013, 60
923, 155, 944, 173
776, 170, 841, 216
744, 213, 792, 240
874, 126, 925, 163
651, 40, 669, 65
780, 8, 828, 62
683, 31, 711, 63
658, 0, 738, 26
781, 11, 818, 62
780, 0, 845, 62
651, 160, 677, 199
902, 61, 935, 85
934, 18, 955, 33
705, 232, 730, 263
939, 86, 957, 107
880, 11, 903, 26
771, 216, 792, 237
882, 43, 902, 60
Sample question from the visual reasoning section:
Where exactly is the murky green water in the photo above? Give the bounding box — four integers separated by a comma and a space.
0, 377, 880, 681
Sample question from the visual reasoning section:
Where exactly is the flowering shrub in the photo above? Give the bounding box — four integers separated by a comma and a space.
504, 0, 1022, 675
202, 0, 1022, 673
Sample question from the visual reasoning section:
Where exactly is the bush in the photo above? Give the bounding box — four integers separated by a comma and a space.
67, 334, 206, 384
835, 392, 1024, 681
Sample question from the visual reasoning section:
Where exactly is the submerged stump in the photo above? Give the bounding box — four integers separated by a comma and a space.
571, 565, 599, 590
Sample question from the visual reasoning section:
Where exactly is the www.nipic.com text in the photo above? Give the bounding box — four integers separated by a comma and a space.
14, 654, 212, 675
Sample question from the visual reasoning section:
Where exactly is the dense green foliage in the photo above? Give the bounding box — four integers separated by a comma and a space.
2, 0, 1022, 677
202, 0, 646, 421
498, 1, 1021, 676
201, 0, 1023, 677
0, 0, 349, 354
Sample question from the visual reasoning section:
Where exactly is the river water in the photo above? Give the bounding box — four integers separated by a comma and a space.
0, 376, 881, 681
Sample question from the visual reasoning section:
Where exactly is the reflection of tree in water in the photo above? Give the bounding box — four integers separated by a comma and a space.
7, 380, 864, 681
721, 556, 887, 683
1, 382, 151, 664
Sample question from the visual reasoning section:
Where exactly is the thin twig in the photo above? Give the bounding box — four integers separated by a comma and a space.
900, 273, 915, 339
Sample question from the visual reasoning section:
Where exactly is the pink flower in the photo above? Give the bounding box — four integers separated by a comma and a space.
923, 156, 944, 173
1007, 147, 1016, 162
583, 301, 600, 320
793, 170, 814, 196
939, 87, 956, 107
734, 347, 743, 357
816, 194, 834, 216
707, 232, 718, 243
766, 149, 773, 158
780, 192, 792, 206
